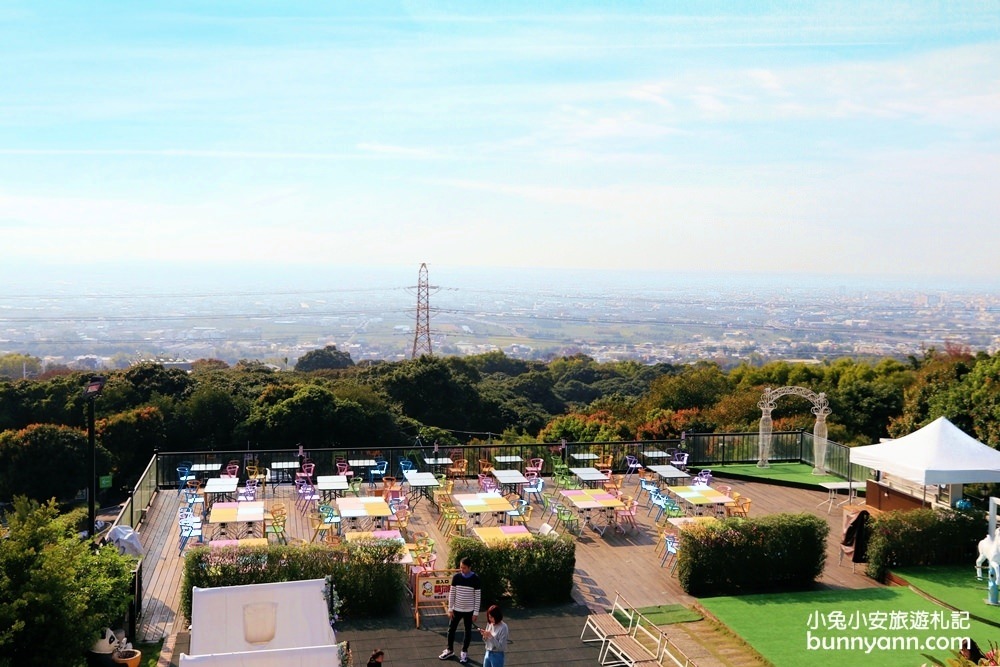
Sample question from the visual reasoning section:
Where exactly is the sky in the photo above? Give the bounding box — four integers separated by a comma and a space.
0, 1, 998, 286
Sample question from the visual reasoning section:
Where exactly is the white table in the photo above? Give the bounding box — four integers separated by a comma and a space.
190, 462, 222, 473
818, 481, 866, 513
403, 470, 440, 505
349, 459, 377, 468
647, 464, 690, 484
492, 469, 529, 496
271, 460, 300, 485
494, 455, 522, 464
570, 467, 609, 486
570, 453, 599, 462
641, 450, 671, 460
423, 456, 453, 470
316, 475, 349, 500
202, 477, 239, 507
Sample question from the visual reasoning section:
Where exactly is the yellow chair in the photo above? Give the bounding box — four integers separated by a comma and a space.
265, 514, 287, 545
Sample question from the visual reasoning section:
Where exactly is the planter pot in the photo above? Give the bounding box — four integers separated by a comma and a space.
112, 649, 141, 667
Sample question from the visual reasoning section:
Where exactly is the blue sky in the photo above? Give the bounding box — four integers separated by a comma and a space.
1, 1, 997, 282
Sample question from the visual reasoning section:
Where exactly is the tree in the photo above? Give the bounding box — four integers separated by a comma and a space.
294, 345, 355, 372
0, 424, 111, 502
0, 497, 134, 667
0, 353, 42, 380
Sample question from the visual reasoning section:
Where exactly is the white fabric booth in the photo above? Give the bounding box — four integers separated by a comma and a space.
180, 579, 339, 667
850, 416, 1000, 485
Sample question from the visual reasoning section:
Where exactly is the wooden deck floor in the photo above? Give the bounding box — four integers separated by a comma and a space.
135, 475, 880, 646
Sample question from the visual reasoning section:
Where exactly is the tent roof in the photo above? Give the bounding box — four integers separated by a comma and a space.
188, 579, 337, 661
849, 416, 1000, 485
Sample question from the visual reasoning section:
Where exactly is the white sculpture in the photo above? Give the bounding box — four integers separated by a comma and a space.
975, 528, 1000, 581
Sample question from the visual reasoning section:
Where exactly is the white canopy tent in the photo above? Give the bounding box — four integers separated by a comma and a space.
849, 416, 1000, 485
180, 579, 340, 667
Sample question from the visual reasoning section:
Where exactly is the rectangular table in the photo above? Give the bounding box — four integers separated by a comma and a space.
647, 464, 690, 485
667, 485, 734, 516
316, 474, 349, 500
818, 481, 866, 513
641, 450, 670, 460
348, 459, 377, 468
570, 467, 610, 487
493, 455, 522, 464
423, 456, 453, 469
202, 477, 239, 507
492, 469, 529, 496
403, 470, 440, 505
209, 537, 268, 548
190, 462, 222, 473
453, 492, 515, 525
570, 453, 599, 462
559, 489, 625, 536
473, 525, 531, 544
208, 501, 265, 539
336, 496, 393, 530
270, 460, 300, 485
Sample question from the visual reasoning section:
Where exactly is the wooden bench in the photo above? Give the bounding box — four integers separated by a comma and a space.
602, 619, 663, 666
581, 592, 635, 662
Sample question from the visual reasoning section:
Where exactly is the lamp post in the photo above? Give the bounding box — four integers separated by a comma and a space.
84, 376, 106, 538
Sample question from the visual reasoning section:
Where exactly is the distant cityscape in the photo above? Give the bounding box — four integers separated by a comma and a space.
1, 264, 999, 371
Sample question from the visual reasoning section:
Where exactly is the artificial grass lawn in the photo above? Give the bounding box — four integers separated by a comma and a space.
700, 587, 995, 667
612, 604, 702, 627
707, 462, 845, 488
894, 565, 1000, 627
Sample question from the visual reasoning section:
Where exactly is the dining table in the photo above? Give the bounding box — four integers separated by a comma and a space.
316, 474, 349, 500
666, 485, 734, 517
202, 477, 239, 508
453, 492, 515, 525
569, 467, 610, 487
559, 488, 625, 536
646, 464, 690, 485
336, 496, 393, 530
491, 468, 529, 496
207, 501, 265, 539
473, 525, 531, 544
403, 470, 440, 506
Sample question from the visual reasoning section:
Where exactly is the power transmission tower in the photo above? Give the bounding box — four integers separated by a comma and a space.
412, 263, 433, 358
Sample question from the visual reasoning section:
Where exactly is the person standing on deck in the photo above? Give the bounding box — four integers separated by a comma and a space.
438, 557, 481, 663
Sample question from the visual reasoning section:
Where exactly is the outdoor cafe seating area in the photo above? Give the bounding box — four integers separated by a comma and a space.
172, 451, 757, 581
139, 449, 874, 648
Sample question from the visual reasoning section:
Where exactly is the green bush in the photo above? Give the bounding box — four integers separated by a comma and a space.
865, 508, 984, 582
0, 497, 134, 667
677, 513, 828, 597
181, 539, 407, 622
448, 534, 575, 608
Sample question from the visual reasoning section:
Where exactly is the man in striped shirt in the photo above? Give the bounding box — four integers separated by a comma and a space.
439, 557, 482, 663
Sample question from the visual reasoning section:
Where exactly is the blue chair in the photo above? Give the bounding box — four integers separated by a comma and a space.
398, 459, 415, 477
368, 459, 389, 487
176, 464, 195, 495
523, 477, 544, 504
637, 476, 660, 505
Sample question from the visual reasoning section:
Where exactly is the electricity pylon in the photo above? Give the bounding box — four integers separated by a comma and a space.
412, 263, 433, 358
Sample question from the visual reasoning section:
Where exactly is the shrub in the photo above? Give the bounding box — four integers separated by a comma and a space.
866, 508, 984, 582
180, 539, 407, 622
447, 534, 575, 608
677, 513, 828, 596
0, 497, 134, 667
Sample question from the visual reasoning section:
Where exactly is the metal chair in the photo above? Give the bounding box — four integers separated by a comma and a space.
523, 476, 544, 504
623, 455, 643, 483
368, 459, 389, 487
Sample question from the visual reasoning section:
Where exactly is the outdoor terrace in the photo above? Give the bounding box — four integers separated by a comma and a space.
127, 455, 880, 667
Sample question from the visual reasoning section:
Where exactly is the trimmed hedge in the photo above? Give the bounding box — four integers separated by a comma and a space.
865, 508, 984, 582
677, 513, 828, 596
447, 534, 576, 608
181, 540, 407, 622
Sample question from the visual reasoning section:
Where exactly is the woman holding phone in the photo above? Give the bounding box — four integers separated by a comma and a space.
479, 604, 509, 667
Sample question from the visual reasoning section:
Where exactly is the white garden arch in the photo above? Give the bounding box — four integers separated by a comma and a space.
757, 386, 832, 474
